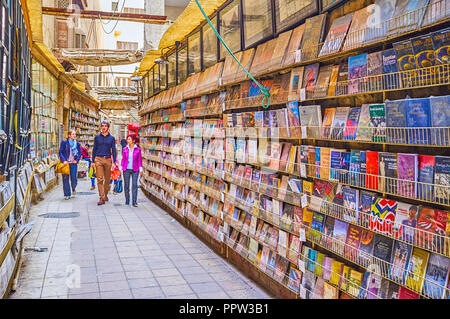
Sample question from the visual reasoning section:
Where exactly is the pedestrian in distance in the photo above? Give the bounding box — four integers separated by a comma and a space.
120, 137, 127, 152
120, 134, 143, 207
59, 129, 81, 200
92, 120, 118, 206
81, 143, 96, 190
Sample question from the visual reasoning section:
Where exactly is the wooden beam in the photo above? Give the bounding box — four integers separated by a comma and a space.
41, 7, 168, 24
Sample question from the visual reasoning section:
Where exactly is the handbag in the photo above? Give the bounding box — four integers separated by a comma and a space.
56, 161, 70, 175
88, 164, 96, 178
114, 178, 123, 193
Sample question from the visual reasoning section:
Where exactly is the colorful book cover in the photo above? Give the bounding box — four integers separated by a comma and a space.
311, 212, 325, 243
324, 281, 338, 299
343, 107, 361, 140
434, 156, 450, 205
335, 61, 348, 96
329, 149, 341, 182
348, 53, 367, 94
319, 12, 354, 57
343, 5, 374, 50
431, 27, 450, 68
358, 229, 375, 266
301, 270, 317, 299
390, 240, 413, 284
394, 202, 419, 243
417, 207, 447, 253
349, 150, 361, 187
355, 104, 371, 141
367, 51, 383, 91
315, 252, 325, 278
365, 0, 397, 43
406, 97, 431, 145
370, 197, 398, 236
288, 67, 304, 102
411, 34, 436, 85
429, 95, 450, 146
344, 224, 362, 262
322, 216, 335, 250
388, 0, 430, 35
347, 269, 364, 298
322, 257, 333, 282
366, 151, 379, 190
385, 99, 408, 144
302, 63, 320, 93
282, 24, 305, 67
397, 153, 418, 198
330, 107, 350, 140
274, 255, 289, 283
320, 108, 336, 139
369, 103, 386, 142
393, 39, 417, 87
422, 253, 450, 299
406, 248, 430, 293
327, 65, 340, 96
333, 219, 348, 256
372, 234, 394, 274
381, 48, 400, 90
277, 108, 290, 138
330, 260, 343, 287
287, 267, 302, 293
418, 155, 435, 201
286, 101, 301, 138
299, 105, 322, 139
343, 186, 359, 223
378, 152, 398, 194
340, 265, 351, 292
311, 277, 325, 299
398, 286, 420, 299
319, 147, 331, 181
287, 234, 301, 264
307, 248, 317, 273
300, 14, 327, 61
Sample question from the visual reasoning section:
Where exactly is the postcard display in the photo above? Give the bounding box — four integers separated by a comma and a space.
139, 0, 450, 299
0, 0, 35, 298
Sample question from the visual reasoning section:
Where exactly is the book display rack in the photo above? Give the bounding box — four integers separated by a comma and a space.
69, 101, 100, 147
139, 0, 450, 299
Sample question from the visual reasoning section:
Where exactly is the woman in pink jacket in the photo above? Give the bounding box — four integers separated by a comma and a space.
121, 135, 143, 206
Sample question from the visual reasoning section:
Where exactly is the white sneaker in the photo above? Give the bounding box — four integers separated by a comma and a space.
64, 196, 70, 200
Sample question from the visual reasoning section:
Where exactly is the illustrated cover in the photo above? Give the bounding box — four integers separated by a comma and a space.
322, 256, 333, 282
367, 51, 383, 91
411, 34, 436, 84
311, 212, 325, 244
340, 265, 351, 292
277, 108, 290, 138
343, 107, 361, 140
394, 202, 418, 243
348, 53, 367, 94
422, 253, 450, 299
344, 224, 362, 262
343, 186, 359, 223
343, 5, 375, 50
406, 247, 430, 293
393, 39, 417, 87
369, 103, 386, 142
358, 229, 375, 267
319, 147, 331, 181
319, 12, 354, 57
269, 110, 279, 138
307, 247, 318, 273
324, 282, 338, 299
417, 207, 447, 253
329, 260, 343, 287
313, 64, 333, 98
329, 149, 341, 182
398, 286, 420, 299
277, 229, 287, 257
366, 151, 379, 190
274, 255, 289, 283
370, 197, 398, 236
397, 153, 418, 198
390, 240, 413, 284
429, 95, 450, 146
372, 234, 394, 274
327, 65, 340, 96
378, 152, 398, 194
315, 252, 325, 278
434, 156, 450, 205
299, 105, 322, 139
347, 269, 364, 298
335, 61, 348, 96
418, 155, 435, 201
301, 270, 317, 299
287, 234, 301, 264
269, 29, 292, 72
320, 108, 336, 139
302, 63, 320, 94
282, 24, 305, 67
385, 99, 408, 144
288, 67, 304, 102
431, 27, 450, 65
311, 277, 325, 299
349, 150, 361, 187
355, 104, 371, 141
406, 97, 431, 145
330, 107, 350, 140
381, 48, 400, 90
300, 13, 327, 61
333, 219, 348, 256
364, 0, 397, 43
287, 267, 302, 293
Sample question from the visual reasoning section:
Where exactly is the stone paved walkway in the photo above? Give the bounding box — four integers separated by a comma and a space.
8, 177, 271, 299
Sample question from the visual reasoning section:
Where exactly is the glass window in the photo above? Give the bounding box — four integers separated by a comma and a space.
274, 0, 318, 33
188, 31, 201, 75
168, 52, 176, 87
159, 62, 167, 90
148, 70, 154, 96
177, 46, 187, 84
219, 0, 241, 59
242, 0, 273, 48
154, 64, 160, 92
202, 17, 218, 69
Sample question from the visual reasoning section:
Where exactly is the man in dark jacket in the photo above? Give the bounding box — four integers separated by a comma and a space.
92, 121, 117, 205
59, 129, 82, 199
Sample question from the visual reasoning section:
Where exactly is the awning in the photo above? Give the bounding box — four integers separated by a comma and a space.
59, 49, 145, 66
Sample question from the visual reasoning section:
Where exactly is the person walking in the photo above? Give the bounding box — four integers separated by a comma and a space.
59, 129, 81, 200
120, 138, 127, 152
121, 134, 143, 207
92, 121, 117, 206
81, 143, 96, 190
